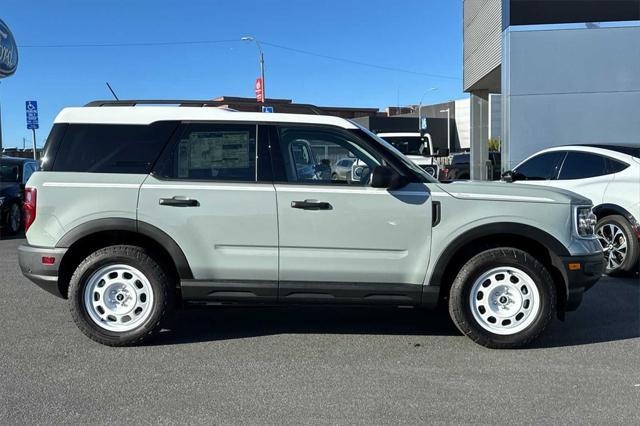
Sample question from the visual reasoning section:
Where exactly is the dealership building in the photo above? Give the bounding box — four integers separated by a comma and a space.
464, 0, 640, 179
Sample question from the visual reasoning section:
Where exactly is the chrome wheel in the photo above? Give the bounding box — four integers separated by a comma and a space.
8, 203, 20, 233
469, 267, 541, 335
83, 264, 154, 332
597, 223, 627, 272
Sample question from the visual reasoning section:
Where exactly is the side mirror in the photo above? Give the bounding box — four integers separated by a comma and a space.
435, 148, 449, 158
371, 165, 407, 189
502, 170, 515, 182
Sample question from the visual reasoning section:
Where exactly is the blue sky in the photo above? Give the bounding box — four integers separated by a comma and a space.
1, 0, 464, 148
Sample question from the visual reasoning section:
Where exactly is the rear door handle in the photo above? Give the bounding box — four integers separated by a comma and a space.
291, 199, 333, 210
159, 196, 199, 207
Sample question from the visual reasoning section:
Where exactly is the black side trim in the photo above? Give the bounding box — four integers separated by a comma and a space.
181, 279, 278, 302
56, 218, 193, 279
432, 201, 441, 227
279, 281, 422, 305
429, 222, 570, 288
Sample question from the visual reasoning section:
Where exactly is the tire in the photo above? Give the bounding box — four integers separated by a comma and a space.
331, 173, 338, 181
68, 245, 174, 346
449, 248, 556, 349
596, 215, 639, 276
4, 201, 22, 235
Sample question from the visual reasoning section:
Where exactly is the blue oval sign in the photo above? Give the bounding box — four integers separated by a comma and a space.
0, 19, 18, 78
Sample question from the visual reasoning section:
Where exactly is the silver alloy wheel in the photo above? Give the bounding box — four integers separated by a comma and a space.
469, 267, 541, 335
9, 203, 20, 233
83, 264, 154, 332
596, 223, 627, 271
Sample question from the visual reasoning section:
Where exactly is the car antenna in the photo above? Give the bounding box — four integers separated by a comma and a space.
105, 82, 120, 101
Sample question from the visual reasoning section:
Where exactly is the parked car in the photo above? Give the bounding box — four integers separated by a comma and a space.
503, 144, 640, 275
0, 156, 38, 236
331, 157, 355, 181
442, 152, 501, 181
376, 132, 446, 179
19, 102, 603, 349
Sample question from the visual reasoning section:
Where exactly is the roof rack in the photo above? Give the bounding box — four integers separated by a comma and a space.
84, 99, 326, 115
85, 100, 236, 107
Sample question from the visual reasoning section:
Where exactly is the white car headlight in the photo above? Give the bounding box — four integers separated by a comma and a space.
575, 206, 597, 237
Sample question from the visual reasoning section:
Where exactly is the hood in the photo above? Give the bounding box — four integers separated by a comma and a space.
438, 180, 592, 205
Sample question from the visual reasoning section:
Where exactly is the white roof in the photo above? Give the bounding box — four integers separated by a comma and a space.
54, 106, 358, 129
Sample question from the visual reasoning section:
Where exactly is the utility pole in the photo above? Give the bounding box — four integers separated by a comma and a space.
241, 36, 266, 102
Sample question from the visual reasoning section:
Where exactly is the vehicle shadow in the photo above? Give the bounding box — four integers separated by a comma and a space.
152, 278, 638, 348
153, 305, 459, 346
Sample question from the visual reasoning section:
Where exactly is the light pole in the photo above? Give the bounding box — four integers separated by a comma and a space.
241, 36, 265, 103
417, 87, 438, 133
440, 107, 451, 153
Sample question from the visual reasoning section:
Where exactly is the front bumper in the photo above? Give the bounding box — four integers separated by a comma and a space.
18, 244, 67, 298
556, 252, 605, 311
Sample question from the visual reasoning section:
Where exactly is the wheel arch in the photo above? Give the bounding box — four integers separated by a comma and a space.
593, 203, 639, 228
429, 223, 570, 314
55, 218, 193, 298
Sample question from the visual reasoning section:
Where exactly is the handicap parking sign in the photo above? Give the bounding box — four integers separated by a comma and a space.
26, 101, 39, 130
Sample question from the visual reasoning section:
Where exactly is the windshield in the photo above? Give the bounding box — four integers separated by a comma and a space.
350, 122, 437, 183
380, 136, 424, 156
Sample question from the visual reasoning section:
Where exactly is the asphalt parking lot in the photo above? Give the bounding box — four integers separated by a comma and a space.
0, 236, 638, 424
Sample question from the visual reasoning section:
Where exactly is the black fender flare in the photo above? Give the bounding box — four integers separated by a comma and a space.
428, 222, 570, 288
593, 204, 639, 227
56, 218, 193, 279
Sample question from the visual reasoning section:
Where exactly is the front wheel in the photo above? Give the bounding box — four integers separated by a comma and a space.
596, 215, 639, 276
68, 245, 174, 346
449, 248, 556, 349
5, 202, 22, 235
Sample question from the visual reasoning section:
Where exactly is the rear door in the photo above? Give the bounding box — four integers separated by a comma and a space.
138, 122, 279, 302
270, 125, 432, 304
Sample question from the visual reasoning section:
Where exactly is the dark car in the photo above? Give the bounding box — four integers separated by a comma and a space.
1, 157, 38, 236
443, 152, 501, 180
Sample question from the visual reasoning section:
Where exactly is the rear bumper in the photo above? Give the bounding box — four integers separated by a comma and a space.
557, 252, 605, 311
18, 244, 67, 298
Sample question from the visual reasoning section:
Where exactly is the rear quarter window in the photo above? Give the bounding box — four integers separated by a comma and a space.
48, 122, 178, 174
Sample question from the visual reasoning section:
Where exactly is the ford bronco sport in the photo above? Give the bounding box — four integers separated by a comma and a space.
18, 100, 604, 348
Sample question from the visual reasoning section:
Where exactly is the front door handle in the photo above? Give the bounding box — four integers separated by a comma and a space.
159, 196, 199, 207
291, 199, 333, 210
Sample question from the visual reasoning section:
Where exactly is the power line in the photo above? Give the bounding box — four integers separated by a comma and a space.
260, 41, 461, 81
18, 39, 239, 48
18, 38, 461, 80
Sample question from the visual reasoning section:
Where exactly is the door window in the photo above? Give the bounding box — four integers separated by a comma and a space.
272, 126, 380, 185
154, 123, 258, 182
514, 151, 566, 180
558, 152, 607, 180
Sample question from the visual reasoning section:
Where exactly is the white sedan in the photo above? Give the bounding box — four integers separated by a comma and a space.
504, 144, 640, 276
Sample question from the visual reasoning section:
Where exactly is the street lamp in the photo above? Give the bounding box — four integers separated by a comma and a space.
440, 107, 451, 152
241, 36, 266, 103
417, 87, 438, 133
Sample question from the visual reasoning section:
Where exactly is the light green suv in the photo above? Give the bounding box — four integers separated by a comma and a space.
18, 101, 604, 348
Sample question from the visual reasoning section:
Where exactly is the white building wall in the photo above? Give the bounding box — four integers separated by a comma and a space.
454, 98, 471, 150
502, 24, 640, 169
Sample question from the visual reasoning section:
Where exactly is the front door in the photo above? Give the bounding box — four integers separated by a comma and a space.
269, 125, 432, 304
138, 122, 279, 302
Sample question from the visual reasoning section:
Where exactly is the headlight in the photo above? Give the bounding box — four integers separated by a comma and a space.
0, 196, 4, 207
575, 206, 597, 237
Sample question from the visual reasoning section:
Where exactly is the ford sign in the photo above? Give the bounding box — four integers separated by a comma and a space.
0, 19, 18, 78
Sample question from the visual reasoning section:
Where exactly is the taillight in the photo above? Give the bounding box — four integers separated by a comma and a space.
24, 187, 37, 232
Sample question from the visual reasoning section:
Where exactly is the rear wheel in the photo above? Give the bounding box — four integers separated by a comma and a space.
596, 215, 639, 276
68, 245, 173, 346
449, 248, 556, 349
5, 202, 22, 235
